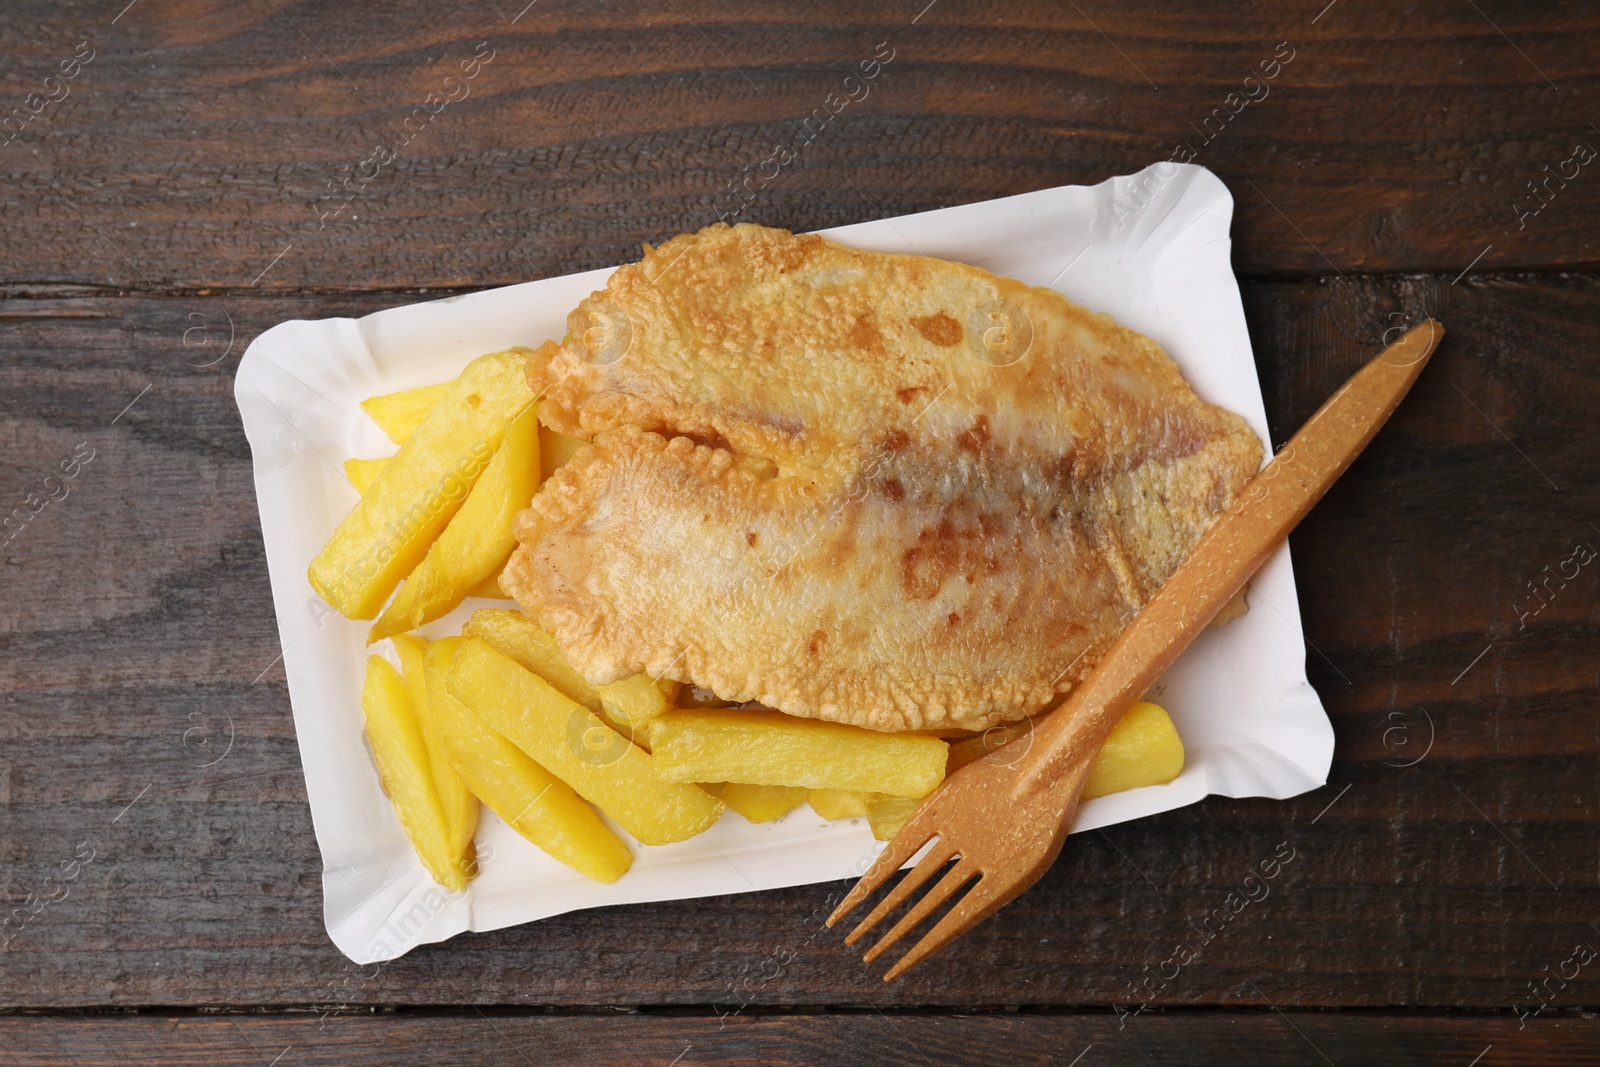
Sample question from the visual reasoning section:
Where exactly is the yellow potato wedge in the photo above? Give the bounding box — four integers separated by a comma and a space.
362, 379, 454, 445
463, 569, 510, 599
360, 655, 471, 890
1081, 700, 1185, 801
447, 639, 724, 845
944, 699, 1185, 796
392, 634, 479, 870
424, 638, 632, 883
648, 709, 948, 798
343, 456, 390, 494
462, 608, 604, 712
596, 674, 672, 736
369, 404, 541, 641
539, 425, 589, 481
863, 704, 1185, 842
458, 609, 668, 733
722, 783, 808, 823
865, 794, 921, 840
808, 789, 871, 821
309, 348, 534, 619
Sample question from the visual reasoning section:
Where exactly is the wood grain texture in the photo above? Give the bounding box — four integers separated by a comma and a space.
2, 1012, 1599, 1067
1, 274, 1595, 1011
0, 0, 1595, 291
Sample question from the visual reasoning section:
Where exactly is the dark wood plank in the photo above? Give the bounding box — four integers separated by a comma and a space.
0, 0, 1596, 290
2, 271, 1596, 1009
1, 1012, 1597, 1067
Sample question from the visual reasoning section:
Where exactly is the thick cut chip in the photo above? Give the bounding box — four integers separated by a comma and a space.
860, 703, 1187, 840
392, 634, 480, 869
344, 456, 390, 494
808, 789, 870, 820
311, 348, 536, 619
721, 783, 808, 823
648, 708, 947, 798
423, 638, 632, 882
865, 794, 921, 840
447, 639, 723, 845
1080, 700, 1185, 800
370, 404, 541, 641
504, 223, 1261, 731
461, 609, 668, 729
363, 379, 454, 445
463, 571, 510, 599
462, 608, 604, 711
360, 655, 471, 890
596, 674, 671, 735
944, 699, 1185, 796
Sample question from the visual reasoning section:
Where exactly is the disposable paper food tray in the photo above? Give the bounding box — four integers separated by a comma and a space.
234, 162, 1334, 963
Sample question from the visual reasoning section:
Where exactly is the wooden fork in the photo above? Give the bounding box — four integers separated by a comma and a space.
828, 320, 1444, 980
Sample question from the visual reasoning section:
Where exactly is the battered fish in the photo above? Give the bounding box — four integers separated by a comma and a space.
503, 223, 1262, 732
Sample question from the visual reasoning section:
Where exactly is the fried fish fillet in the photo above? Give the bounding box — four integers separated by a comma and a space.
503, 223, 1262, 732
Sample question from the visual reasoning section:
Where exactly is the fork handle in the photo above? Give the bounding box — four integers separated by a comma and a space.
1012, 321, 1444, 802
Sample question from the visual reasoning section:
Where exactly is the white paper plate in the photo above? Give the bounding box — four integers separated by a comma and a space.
234, 162, 1333, 964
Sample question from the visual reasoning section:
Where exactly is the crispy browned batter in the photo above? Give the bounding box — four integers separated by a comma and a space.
503, 223, 1262, 731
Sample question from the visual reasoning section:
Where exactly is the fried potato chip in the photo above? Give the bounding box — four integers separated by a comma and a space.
309, 347, 534, 619
447, 639, 724, 845
648, 709, 948, 798
343, 456, 390, 494
424, 638, 632, 883
721, 783, 809, 823
360, 655, 472, 890
369, 404, 540, 641
362, 379, 454, 445
392, 634, 479, 869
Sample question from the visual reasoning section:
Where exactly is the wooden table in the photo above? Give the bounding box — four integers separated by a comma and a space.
2, 2, 1596, 1063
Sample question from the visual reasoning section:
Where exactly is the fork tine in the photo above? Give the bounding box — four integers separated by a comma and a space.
880, 872, 1010, 982
861, 859, 977, 964
842, 840, 957, 946
826, 821, 938, 928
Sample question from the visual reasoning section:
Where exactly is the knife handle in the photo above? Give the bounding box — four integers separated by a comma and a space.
1016, 320, 1444, 798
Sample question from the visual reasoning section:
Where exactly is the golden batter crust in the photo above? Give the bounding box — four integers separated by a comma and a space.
505, 223, 1262, 731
